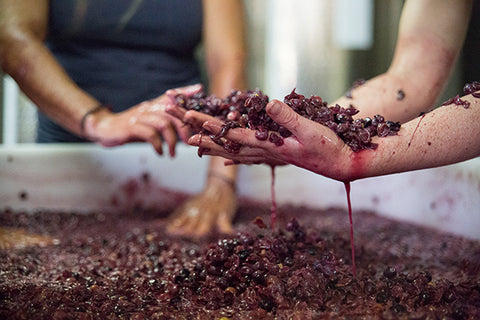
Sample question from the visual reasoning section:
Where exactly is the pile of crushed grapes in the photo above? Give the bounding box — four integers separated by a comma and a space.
175, 88, 400, 153
1, 197, 479, 319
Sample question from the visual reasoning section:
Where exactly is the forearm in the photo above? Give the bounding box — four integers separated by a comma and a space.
334, 0, 472, 124
334, 69, 446, 124
208, 62, 247, 97
2, 37, 99, 136
349, 93, 480, 180
202, 0, 247, 97
205, 57, 245, 182
202, 0, 247, 182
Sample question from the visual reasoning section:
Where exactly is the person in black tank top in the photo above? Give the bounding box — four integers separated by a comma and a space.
0, 0, 247, 237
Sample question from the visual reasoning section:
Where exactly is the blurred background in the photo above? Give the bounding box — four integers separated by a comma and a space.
1, 0, 477, 144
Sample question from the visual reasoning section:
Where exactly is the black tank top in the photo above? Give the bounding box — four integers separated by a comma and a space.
38, 0, 203, 142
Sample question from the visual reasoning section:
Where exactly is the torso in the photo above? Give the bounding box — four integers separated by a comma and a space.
39, 0, 203, 142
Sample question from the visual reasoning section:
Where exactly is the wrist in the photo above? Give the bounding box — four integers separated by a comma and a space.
341, 147, 371, 181
207, 171, 236, 190
80, 104, 112, 141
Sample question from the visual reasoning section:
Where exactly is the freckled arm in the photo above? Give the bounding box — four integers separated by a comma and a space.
351, 94, 480, 180
0, 0, 102, 137
333, 0, 472, 124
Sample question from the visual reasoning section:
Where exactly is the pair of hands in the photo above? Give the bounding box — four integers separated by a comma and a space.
84, 84, 237, 237
83, 84, 204, 157
167, 95, 355, 182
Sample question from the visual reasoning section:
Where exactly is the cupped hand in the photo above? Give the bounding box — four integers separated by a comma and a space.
188, 99, 355, 181
166, 178, 237, 237
166, 98, 230, 134
84, 84, 203, 156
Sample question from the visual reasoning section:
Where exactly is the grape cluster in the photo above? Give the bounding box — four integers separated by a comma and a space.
176, 88, 401, 153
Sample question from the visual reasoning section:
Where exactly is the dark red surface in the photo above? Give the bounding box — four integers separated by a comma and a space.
1, 197, 480, 319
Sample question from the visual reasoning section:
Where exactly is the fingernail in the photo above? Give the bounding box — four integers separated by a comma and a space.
187, 83, 202, 93
203, 121, 222, 132
267, 100, 282, 116
187, 136, 199, 146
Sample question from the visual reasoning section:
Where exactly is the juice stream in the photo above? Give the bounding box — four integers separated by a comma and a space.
270, 165, 277, 230
344, 181, 357, 277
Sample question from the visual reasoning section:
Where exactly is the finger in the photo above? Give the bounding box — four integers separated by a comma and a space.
265, 100, 304, 137
175, 121, 192, 144
138, 116, 178, 157
167, 114, 191, 144
165, 83, 203, 98
266, 100, 340, 144
183, 110, 220, 133
202, 121, 261, 147
194, 211, 216, 237
184, 216, 206, 236
188, 133, 222, 149
187, 134, 258, 157
170, 205, 207, 237
189, 138, 271, 164
184, 110, 219, 123
167, 215, 188, 231
216, 210, 234, 234
166, 204, 198, 234
158, 122, 178, 157
224, 158, 284, 167
165, 104, 187, 121
132, 124, 164, 155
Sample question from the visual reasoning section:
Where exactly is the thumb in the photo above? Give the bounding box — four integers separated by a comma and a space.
266, 99, 302, 137
166, 83, 203, 98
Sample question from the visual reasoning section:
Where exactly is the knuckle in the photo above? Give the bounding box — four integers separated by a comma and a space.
282, 110, 301, 130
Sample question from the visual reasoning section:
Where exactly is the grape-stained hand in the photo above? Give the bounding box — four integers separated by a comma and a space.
84, 84, 203, 156
187, 99, 356, 181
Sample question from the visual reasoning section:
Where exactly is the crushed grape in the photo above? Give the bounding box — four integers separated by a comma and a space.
463, 81, 480, 95
176, 88, 401, 153
441, 81, 480, 108
441, 94, 471, 109
1, 200, 479, 319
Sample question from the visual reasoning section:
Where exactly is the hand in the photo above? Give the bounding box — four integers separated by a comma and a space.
84, 84, 203, 156
166, 103, 209, 134
0, 227, 56, 250
188, 99, 355, 181
166, 176, 237, 237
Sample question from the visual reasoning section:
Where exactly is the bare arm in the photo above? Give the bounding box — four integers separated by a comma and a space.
0, 0, 200, 155
202, 0, 247, 183
166, 0, 247, 236
355, 95, 480, 180
177, 0, 479, 183
0, 0, 98, 135
202, 0, 247, 98
334, 0, 473, 124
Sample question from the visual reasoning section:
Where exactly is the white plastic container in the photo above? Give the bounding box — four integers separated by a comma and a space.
1, 143, 479, 240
